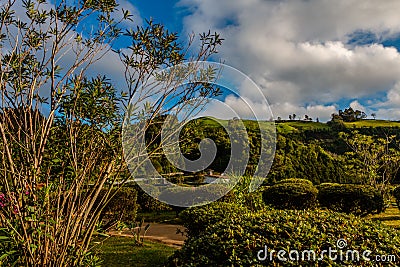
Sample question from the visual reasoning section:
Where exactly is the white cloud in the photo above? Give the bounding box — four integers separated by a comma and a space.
179, 0, 400, 120
369, 82, 400, 120
349, 100, 367, 112
197, 95, 272, 120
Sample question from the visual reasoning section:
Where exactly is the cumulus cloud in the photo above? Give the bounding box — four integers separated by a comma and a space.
178, 0, 400, 121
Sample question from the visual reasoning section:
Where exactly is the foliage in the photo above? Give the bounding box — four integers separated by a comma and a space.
0, 0, 223, 265
169, 203, 400, 266
393, 186, 400, 209
132, 184, 172, 213
317, 183, 385, 216
220, 176, 265, 211
94, 187, 138, 225
340, 131, 400, 198
266, 135, 349, 185
178, 202, 249, 238
331, 107, 367, 122
262, 180, 318, 210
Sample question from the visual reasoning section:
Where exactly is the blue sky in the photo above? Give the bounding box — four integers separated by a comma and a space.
97, 0, 400, 121
127, 0, 184, 31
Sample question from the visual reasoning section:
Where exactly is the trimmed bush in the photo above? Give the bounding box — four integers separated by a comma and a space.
179, 202, 249, 237
169, 203, 400, 266
317, 183, 384, 216
393, 185, 400, 209
262, 181, 318, 209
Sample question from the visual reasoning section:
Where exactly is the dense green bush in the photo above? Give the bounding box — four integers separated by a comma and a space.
169, 203, 400, 266
179, 202, 249, 237
94, 187, 138, 223
262, 181, 318, 209
317, 183, 384, 215
393, 186, 400, 209
219, 176, 265, 211
131, 184, 171, 212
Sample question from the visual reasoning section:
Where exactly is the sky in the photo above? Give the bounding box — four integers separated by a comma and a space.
111, 0, 400, 122
20, 0, 400, 122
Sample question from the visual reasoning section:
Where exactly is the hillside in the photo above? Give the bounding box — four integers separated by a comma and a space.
162, 117, 400, 185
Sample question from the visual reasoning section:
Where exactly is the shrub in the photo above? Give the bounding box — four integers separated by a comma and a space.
132, 184, 171, 212
169, 204, 400, 266
317, 183, 384, 216
95, 187, 138, 223
262, 181, 318, 209
179, 202, 249, 237
219, 176, 265, 211
393, 185, 400, 209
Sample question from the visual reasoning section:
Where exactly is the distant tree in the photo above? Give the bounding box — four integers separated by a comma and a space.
371, 113, 377, 120
289, 114, 292, 120
316, 118, 319, 123
277, 116, 282, 121
304, 114, 309, 121
292, 114, 296, 120
332, 107, 367, 122
355, 110, 367, 120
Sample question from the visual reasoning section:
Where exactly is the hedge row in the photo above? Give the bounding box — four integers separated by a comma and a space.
169, 203, 400, 266
262, 179, 384, 215
262, 181, 317, 210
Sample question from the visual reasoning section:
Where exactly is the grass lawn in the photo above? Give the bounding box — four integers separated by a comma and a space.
344, 119, 400, 128
370, 206, 400, 229
95, 236, 176, 267
275, 121, 330, 133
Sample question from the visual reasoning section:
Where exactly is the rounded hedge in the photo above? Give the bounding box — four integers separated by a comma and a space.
317, 183, 384, 216
169, 203, 400, 266
262, 181, 318, 210
179, 202, 249, 237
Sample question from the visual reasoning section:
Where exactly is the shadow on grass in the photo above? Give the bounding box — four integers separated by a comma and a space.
95, 236, 176, 267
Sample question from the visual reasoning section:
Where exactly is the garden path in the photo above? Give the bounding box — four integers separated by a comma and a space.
108, 223, 186, 248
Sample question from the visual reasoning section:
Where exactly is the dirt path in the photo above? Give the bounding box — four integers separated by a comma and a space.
108, 223, 186, 248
